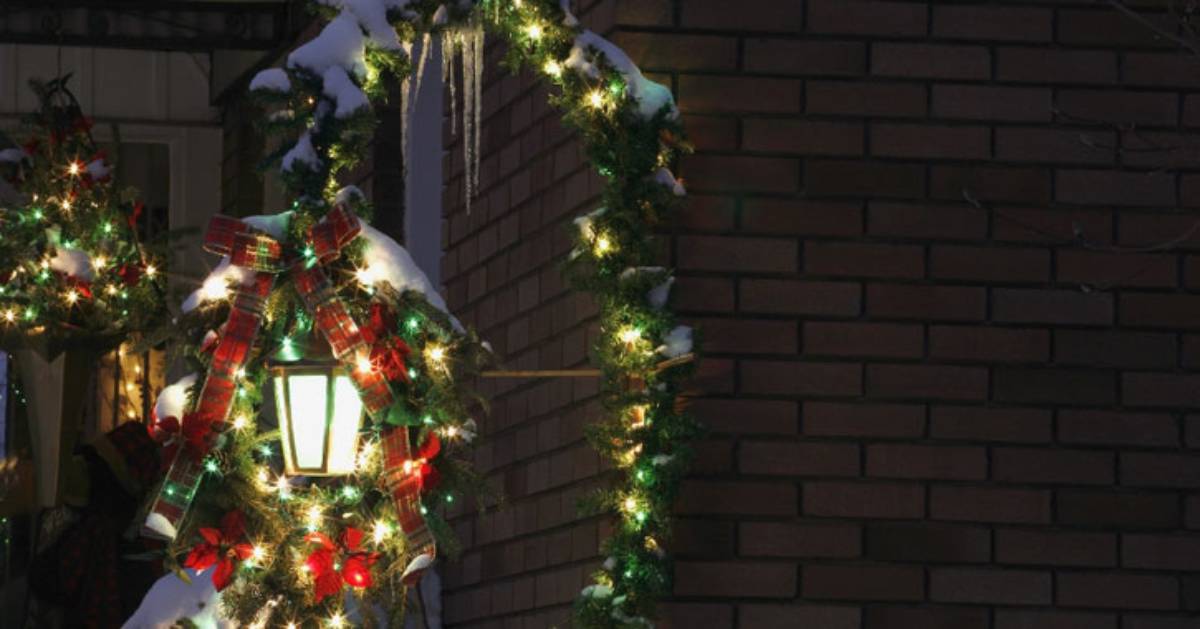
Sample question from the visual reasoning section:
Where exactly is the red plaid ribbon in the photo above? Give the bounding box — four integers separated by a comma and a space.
381, 426, 437, 584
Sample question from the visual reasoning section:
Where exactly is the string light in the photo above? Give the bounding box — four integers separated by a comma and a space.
305, 504, 323, 530
525, 23, 543, 40
64, 289, 79, 305
618, 327, 642, 346
355, 353, 374, 374
544, 60, 563, 77
3, 309, 15, 323
587, 90, 605, 109
232, 414, 249, 430
372, 520, 392, 544
60, 198, 71, 211
276, 474, 291, 500
355, 264, 381, 286
145, 264, 157, 277
593, 233, 613, 256
328, 612, 345, 628
630, 405, 648, 429
250, 545, 268, 564
92, 256, 107, 270
67, 161, 81, 176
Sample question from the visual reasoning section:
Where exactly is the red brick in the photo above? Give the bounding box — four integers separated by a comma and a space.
932, 84, 1053, 122
803, 564, 924, 601
806, 242, 925, 279
1057, 491, 1180, 529
674, 276, 735, 313
807, 0, 927, 37
678, 235, 796, 273
741, 360, 863, 397
931, 406, 1053, 443
872, 123, 991, 160
744, 39, 866, 76
680, 0, 804, 32
932, 5, 1053, 42
867, 444, 987, 480
1054, 329, 1178, 368
691, 318, 797, 355
993, 288, 1113, 325
1122, 452, 1200, 488
677, 481, 797, 516
682, 154, 799, 194
679, 75, 802, 114
930, 165, 1051, 203
867, 364, 989, 401
873, 43, 991, 80
740, 522, 861, 559
1058, 89, 1179, 127
693, 399, 798, 436
611, 32, 737, 72
995, 127, 1115, 165
1058, 410, 1178, 447
1057, 573, 1179, 610
930, 325, 1049, 363
673, 519, 735, 558
1118, 212, 1200, 248
681, 115, 738, 152
739, 604, 860, 629
676, 193, 736, 231
868, 202, 988, 240
806, 160, 926, 199
1124, 373, 1200, 408
996, 529, 1116, 567
993, 207, 1113, 245
806, 81, 927, 117
804, 322, 924, 358
866, 523, 990, 563
805, 481, 925, 519
868, 607, 990, 629
994, 367, 1116, 405
1057, 250, 1178, 289
930, 568, 1052, 605
739, 441, 860, 477
1124, 616, 1197, 629
1127, 52, 1200, 88
932, 486, 1052, 524
674, 561, 796, 598
803, 401, 926, 438
998, 47, 1118, 84
741, 279, 861, 316
867, 284, 986, 321
1121, 293, 1200, 329
996, 610, 1117, 629
1123, 534, 1200, 571
1057, 9, 1174, 48
1056, 169, 1175, 207
659, 604, 734, 629
743, 199, 863, 237
993, 447, 1115, 485
743, 119, 863, 156
930, 245, 1049, 282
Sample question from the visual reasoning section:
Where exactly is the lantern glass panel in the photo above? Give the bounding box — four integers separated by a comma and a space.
328, 374, 364, 474
287, 374, 329, 469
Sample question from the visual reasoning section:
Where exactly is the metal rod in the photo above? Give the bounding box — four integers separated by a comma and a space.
479, 353, 695, 379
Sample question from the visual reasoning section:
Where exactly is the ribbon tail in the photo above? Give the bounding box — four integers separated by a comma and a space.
381, 426, 437, 585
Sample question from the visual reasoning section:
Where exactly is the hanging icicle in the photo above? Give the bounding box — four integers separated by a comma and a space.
471, 23, 483, 209
461, 26, 475, 213
438, 21, 483, 213
442, 32, 457, 137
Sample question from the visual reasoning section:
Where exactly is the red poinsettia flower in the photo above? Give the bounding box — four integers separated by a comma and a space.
304, 527, 381, 602
184, 510, 253, 591
117, 264, 142, 287
413, 433, 442, 492
362, 303, 412, 383
180, 411, 218, 459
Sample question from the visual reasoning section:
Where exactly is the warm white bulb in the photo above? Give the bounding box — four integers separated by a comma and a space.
3, 309, 15, 323
587, 90, 605, 109
619, 327, 642, 345
144, 264, 157, 277
68, 162, 81, 175
526, 23, 543, 40
427, 345, 446, 364
92, 256, 107, 269
64, 289, 79, 305
594, 234, 613, 255
544, 60, 562, 77
232, 415, 249, 430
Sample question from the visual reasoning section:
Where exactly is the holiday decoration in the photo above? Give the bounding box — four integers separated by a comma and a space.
135, 0, 696, 627
271, 353, 366, 476
0, 75, 165, 357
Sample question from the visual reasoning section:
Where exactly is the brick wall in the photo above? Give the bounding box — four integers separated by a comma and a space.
439, 1, 1200, 628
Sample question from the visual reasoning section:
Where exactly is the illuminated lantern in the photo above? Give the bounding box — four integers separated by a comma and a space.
271, 335, 364, 476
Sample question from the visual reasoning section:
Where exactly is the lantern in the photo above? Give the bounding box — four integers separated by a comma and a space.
271, 335, 364, 476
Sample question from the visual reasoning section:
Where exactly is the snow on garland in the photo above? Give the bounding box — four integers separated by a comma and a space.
234, 1, 697, 627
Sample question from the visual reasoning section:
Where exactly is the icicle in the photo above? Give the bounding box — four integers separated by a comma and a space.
411, 33, 432, 115
472, 24, 483, 207
443, 32, 457, 136
461, 27, 475, 213
400, 77, 410, 172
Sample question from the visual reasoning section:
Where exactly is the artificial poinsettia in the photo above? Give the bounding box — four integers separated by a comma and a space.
183, 510, 253, 591
362, 302, 412, 382
304, 527, 381, 602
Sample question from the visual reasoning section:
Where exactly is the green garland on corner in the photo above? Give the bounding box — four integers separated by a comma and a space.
246, 1, 698, 626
